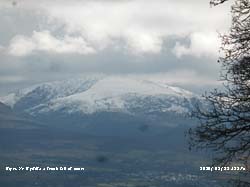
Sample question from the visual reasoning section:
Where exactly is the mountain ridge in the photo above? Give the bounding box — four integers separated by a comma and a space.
0, 76, 199, 117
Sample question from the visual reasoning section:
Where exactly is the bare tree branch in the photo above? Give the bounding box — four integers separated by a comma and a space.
210, 0, 229, 6
189, 0, 250, 168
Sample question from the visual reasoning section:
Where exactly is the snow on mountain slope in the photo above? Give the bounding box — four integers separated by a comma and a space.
1, 75, 101, 108
0, 75, 198, 116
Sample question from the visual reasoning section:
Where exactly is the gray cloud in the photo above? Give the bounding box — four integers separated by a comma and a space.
0, 0, 231, 56
0, 0, 232, 95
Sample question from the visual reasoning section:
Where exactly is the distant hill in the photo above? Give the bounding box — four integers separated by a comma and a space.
0, 101, 12, 115
0, 101, 42, 129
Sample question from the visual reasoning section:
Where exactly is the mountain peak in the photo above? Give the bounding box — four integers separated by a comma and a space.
0, 75, 197, 115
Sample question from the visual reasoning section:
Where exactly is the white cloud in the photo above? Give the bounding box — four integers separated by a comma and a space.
8, 30, 96, 56
40, 0, 230, 56
125, 32, 163, 54
2, 0, 231, 56
172, 32, 221, 58
8, 36, 36, 56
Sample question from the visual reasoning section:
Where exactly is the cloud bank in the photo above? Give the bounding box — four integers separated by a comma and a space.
8, 30, 96, 56
0, 0, 232, 95
1, 0, 231, 57
173, 32, 221, 58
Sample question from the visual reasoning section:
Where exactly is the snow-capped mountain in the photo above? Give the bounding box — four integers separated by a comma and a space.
0, 75, 201, 133
0, 75, 200, 117
0, 75, 198, 117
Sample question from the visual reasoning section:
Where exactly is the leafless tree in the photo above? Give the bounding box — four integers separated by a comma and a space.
189, 0, 250, 168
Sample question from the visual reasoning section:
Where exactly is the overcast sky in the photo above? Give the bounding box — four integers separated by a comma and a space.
0, 0, 232, 95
